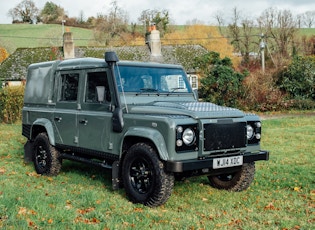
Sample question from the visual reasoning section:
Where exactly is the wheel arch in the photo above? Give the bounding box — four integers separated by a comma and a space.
122, 127, 169, 161
31, 118, 55, 145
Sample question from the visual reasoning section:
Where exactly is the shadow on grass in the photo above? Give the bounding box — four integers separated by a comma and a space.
58, 159, 203, 195
60, 160, 113, 186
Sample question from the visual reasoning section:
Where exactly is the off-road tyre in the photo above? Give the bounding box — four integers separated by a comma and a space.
33, 133, 62, 176
122, 143, 174, 207
208, 162, 255, 191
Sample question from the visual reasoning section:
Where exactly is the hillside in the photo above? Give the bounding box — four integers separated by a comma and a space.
1, 24, 315, 55
0, 24, 94, 53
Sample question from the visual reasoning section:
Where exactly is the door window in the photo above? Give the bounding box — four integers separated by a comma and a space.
85, 71, 111, 103
60, 73, 79, 101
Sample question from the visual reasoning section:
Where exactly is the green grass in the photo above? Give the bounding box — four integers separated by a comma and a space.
0, 116, 314, 229
0, 24, 94, 53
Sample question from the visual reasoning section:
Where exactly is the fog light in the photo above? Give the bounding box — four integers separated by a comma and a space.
255, 133, 261, 139
177, 126, 183, 133
176, 139, 183, 147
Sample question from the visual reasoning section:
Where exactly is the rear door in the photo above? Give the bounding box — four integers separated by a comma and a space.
54, 71, 81, 146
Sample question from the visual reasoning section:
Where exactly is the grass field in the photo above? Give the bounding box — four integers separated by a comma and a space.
0, 115, 314, 229
0, 24, 94, 53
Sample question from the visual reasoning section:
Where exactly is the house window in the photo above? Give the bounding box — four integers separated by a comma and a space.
187, 74, 198, 90
178, 76, 185, 88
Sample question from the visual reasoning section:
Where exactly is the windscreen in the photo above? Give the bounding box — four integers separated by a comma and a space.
114, 65, 192, 94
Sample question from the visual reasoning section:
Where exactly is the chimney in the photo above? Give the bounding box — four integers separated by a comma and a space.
63, 29, 75, 59
146, 24, 163, 62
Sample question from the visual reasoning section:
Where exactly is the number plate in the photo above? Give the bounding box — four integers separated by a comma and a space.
213, 156, 243, 169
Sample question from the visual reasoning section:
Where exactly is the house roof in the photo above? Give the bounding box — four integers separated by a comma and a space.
0, 44, 208, 80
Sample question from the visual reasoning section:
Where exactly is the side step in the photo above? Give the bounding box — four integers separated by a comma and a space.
61, 153, 120, 190
61, 153, 113, 169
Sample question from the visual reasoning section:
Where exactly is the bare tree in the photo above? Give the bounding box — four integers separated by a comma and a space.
77, 10, 86, 24
258, 8, 298, 59
186, 18, 205, 25
227, 7, 258, 66
7, 0, 39, 23
302, 11, 315, 28
93, 1, 129, 45
213, 10, 225, 34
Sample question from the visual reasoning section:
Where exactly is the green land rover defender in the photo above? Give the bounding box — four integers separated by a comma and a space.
22, 52, 269, 207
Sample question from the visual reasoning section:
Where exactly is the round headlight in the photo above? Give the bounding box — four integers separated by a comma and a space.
246, 125, 254, 139
182, 128, 195, 146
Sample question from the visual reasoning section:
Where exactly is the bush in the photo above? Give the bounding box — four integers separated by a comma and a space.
276, 55, 315, 100
241, 71, 285, 111
0, 86, 24, 123
284, 98, 315, 110
194, 52, 247, 107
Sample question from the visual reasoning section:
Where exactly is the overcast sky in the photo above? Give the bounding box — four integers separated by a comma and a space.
1, 0, 315, 25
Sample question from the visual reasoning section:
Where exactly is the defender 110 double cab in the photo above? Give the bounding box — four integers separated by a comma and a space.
22, 52, 269, 207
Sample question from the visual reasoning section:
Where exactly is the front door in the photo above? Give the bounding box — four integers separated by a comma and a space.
77, 69, 113, 152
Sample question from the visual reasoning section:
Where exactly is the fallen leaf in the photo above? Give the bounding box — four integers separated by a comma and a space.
134, 207, 143, 212
25, 172, 40, 177
29, 209, 37, 215
28, 220, 35, 227
0, 167, 6, 174
77, 207, 95, 215
294, 187, 301, 192
46, 177, 54, 182
91, 217, 100, 223
17, 207, 37, 216
264, 202, 278, 210
47, 219, 53, 224
18, 207, 27, 215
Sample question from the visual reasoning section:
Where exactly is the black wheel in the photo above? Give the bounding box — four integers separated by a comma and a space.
208, 162, 255, 191
33, 133, 62, 176
122, 143, 174, 207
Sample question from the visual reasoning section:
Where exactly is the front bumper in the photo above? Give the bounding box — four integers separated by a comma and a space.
166, 150, 269, 173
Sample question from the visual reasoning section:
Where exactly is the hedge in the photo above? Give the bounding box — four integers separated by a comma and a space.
0, 86, 24, 123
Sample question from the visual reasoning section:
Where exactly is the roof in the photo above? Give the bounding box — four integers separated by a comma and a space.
56, 57, 184, 71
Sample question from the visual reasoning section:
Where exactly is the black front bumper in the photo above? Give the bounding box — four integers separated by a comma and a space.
166, 150, 269, 173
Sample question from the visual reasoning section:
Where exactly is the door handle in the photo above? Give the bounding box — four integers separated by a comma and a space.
79, 119, 88, 125
54, 117, 62, 122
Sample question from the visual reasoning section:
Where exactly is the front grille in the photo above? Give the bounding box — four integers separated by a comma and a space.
204, 121, 246, 151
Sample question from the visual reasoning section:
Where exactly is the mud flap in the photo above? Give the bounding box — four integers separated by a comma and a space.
24, 141, 33, 163
112, 161, 120, 190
